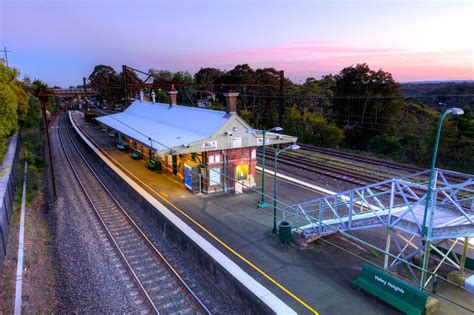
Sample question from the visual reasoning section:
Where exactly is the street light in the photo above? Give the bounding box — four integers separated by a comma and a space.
256, 126, 283, 208
420, 107, 463, 287
272, 144, 300, 234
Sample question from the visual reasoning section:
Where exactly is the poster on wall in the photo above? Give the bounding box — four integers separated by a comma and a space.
232, 137, 242, 148
184, 164, 193, 190
209, 167, 221, 186
203, 140, 218, 150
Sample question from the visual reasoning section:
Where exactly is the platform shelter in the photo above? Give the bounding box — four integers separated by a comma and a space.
95, 92, 296, 194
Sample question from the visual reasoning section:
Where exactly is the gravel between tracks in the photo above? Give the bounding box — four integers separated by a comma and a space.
49, 117, 146, 313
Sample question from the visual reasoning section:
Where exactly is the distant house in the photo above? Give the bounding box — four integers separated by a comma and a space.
196, 90, 216, 108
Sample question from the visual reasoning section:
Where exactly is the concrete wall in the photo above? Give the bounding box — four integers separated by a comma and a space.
68, 122, 275, 314
0, 133, 20, 277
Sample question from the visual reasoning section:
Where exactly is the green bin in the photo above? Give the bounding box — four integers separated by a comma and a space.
278, 221, 293, 242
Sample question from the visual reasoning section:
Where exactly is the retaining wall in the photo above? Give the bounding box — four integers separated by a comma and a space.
0, 133, 20, 277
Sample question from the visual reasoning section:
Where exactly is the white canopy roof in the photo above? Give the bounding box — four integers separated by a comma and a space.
96, 100, 232, 151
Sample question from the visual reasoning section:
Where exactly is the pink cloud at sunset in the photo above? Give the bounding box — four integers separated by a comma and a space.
182, 42, 473, 82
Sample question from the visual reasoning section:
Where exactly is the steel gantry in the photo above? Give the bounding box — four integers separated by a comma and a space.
284, 169, 473, 288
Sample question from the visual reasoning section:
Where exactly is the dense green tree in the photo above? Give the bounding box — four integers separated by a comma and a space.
172, 71, 193, 83
331, 63, 404, 149
283, 105, 344, 147
89, 65, 121, 103
194, 67, 224, 84
0, 63, 30, 155
149, 69, 173, 83
218, 64, 255, 84
154, 90, 170, 103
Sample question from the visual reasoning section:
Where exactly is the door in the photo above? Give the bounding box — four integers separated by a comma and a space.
172, 155, 178, 175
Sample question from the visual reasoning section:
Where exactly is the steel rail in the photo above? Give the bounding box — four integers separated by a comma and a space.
57, 115, 211, 314
298, 143, 424, 173
259, 151, 384, 186
57, 116, 159, 313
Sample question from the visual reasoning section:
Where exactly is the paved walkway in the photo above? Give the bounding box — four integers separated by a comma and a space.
72, 112, 471, 314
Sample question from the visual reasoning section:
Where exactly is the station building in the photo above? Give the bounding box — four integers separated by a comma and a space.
96, 92, 297, 194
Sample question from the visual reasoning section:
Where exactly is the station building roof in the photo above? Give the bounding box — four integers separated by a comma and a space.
96, 100, 297, 156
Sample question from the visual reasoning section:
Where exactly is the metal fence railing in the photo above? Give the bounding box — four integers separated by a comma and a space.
0, 132, 20, 277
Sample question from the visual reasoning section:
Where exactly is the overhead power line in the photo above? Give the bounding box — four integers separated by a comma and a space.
240, 93, 474, 100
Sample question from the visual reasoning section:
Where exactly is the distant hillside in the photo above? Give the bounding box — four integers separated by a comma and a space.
400, 82, 474, 111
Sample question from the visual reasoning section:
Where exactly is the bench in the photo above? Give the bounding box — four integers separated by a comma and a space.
116, 142, 129, 151
147, 159, 162, 172
130, 150, 142, 160
353, 263, 429, 315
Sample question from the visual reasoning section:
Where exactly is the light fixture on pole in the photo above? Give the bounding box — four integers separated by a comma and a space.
256, 126, 282, 208
272, 144, 300, 234
419, 107, 463, 287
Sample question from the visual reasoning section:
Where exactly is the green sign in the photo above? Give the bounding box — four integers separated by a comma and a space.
353, 263, 428, 315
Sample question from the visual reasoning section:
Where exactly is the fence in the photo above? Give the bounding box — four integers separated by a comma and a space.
0, 132, 20, 277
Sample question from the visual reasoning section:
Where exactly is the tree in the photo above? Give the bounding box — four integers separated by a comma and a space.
194, 67, 224, 84
332, 63, 404, 149
218, 64, 255, 84
283, 106, 344, 147
88, 65, 121, 103
172, 71, 193, 83
0, 63, 29, 155
148, 69, 173, 84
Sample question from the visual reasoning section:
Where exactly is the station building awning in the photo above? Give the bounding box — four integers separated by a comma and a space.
96, 100, 297, 156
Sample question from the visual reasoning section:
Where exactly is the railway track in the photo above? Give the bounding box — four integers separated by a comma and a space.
277, 144, 464, 187
260, 149, 387, 187
297, 143, 425, 173
57, 115, 211, 314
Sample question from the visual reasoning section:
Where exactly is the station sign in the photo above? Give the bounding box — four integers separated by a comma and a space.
232, 137, 242, 148
203, 140, 218, 150
257, 138, 270, 145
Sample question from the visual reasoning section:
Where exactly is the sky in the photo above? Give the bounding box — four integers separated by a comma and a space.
1, 0, 473, 87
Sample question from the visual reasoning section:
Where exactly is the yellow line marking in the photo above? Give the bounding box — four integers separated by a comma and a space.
76, 122, 319, 314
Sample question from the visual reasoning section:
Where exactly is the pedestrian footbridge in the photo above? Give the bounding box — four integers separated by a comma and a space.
288, 169, 474, 242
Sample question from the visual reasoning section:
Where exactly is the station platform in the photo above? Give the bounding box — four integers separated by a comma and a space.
69, 111, 471, 314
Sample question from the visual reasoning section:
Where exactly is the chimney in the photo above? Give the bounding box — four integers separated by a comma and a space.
223, 92, 239, 115
151, 90, 156, 103
167, 90, 178, 107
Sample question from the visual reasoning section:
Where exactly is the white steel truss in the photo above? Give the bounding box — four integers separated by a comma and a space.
284, 169, 474, 287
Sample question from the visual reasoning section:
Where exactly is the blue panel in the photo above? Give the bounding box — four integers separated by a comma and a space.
184, 165, 192, 189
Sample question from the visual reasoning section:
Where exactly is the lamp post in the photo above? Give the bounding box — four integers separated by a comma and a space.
258, 126, 283, 208
273, 144, 300, 234
419, 107, 464, 287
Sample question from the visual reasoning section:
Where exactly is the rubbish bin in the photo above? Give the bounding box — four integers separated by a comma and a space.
278, 221, 293, 243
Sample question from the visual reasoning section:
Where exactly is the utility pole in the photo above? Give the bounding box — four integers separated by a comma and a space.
1, 47, 11, 66
41, 98, 57, 200
279, 70, 285, 126
82, 77, 88, 111
122, 65, 128, 108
